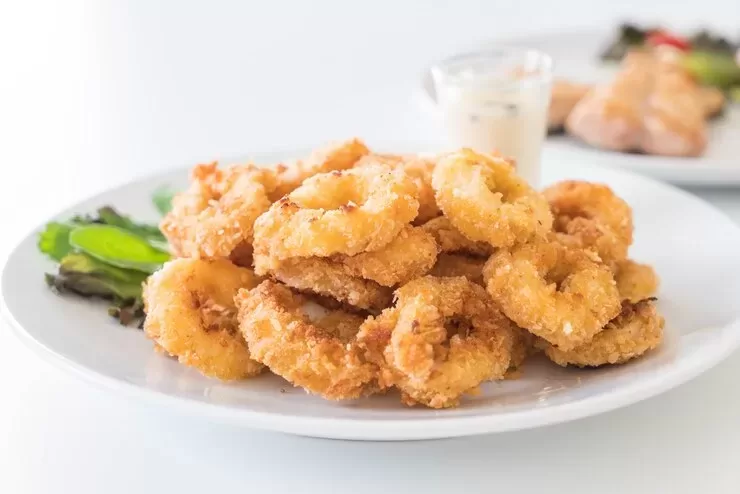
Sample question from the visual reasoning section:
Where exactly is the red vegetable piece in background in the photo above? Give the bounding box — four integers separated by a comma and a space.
646, 31, 691, 51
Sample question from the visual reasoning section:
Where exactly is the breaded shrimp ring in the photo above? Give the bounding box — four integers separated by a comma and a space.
253, 164, 419, 260
161, 162, 275, 260
143, 258, 264, 380
545, 299, 664, 367
614, 259, 659, 302
356, 153, 441, 224
483, 241, 621, 351
429, 253, 486, 285
254, 255, 393, 313
253, 227, 434, 311
335, 226, 438, 286
255, 225, 435, 284
544, 181, 634, 263
431, 149, 553, 248
236, 281, 378, 400
421, 216, 493, 256
550, 216, 629, 265
357, 276, 515, 409
270, 138, 370, 200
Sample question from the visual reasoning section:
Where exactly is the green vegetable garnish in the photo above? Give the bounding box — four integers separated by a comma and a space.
59, 252, 149, 285
40, 204, 170, 326
38, 222, 75, 261
96, 206, 169, 252
682, 51, 740, 89
69, 225, 170, 274
46, 252, 147, 302
152, 186, 175, 215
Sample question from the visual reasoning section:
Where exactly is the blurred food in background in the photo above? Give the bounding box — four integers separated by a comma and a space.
545, 24, 738, 157
600, 23, 739, 98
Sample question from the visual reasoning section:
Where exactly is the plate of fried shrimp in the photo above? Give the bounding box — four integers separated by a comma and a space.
3, 139, 740, 440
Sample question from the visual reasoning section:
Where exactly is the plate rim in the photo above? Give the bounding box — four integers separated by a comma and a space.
3, 151, 740, 441
413, 29, 740, 187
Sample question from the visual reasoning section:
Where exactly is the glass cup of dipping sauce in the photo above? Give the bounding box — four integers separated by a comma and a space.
431, 48, 553, 187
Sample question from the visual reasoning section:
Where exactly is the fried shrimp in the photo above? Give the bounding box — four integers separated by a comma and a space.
270, 138, 370, 200
253, 226, 436, 310
254, 255, 393, 312
236, 281, 378, 400
161, 162, 275, 260
544, 181, 633, 263
336, 226, 438, 286
421, 216, 493, 257
143, 258, 264, 380
355, 153, 440, 224
545, 299, 664, 367
550, 216, 629, 266
429, 253, 486, 285
614, 259, 659, 302
253, 164, 419, 260
483, 241, 621, 351
432, 149, 553, 248
357, 276, 515, 409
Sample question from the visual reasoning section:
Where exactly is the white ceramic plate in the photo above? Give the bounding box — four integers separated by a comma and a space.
416, 30, 740, 186
3, 149, 740, 441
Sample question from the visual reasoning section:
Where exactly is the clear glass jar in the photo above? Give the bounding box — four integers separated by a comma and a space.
432, 48, 553, 187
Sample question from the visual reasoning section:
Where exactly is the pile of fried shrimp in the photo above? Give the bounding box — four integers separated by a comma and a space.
144, 139, 664, 409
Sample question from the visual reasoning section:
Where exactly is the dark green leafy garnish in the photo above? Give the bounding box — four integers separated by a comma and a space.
45, 253, 148, 328
600, 23, 649, 62
38, 222, 75, 261
69, 225, 170, 274
689, 30, 737, 56
96, 206, 168, 250
39, 201, 173, 326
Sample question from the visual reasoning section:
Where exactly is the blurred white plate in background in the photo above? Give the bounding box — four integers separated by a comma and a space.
417, 30, 740, 186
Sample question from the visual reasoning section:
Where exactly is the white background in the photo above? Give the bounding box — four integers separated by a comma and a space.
2, 1, 740, 492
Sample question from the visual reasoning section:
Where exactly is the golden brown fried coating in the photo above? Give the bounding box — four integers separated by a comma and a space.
614, 259, 659, 302
545, 299, 664, 367
404, 155, 441, 224
270, 138, 370, 200
254, 255, 392, 313
161, 163, 276, 260
429, 253, 486, 286
357, 276, 515, 409
544, 180, 633, 264
508, 328, 539, 373
483, 241, 621, 351
335, 226, 438, 286
236, 281, 378, 400
432, 149, 553, 248
355, 153, 441, 224
253, 165, 419, 260
253, 226, 437, 311
421, 216, 494, 257
143, 258, 264, 380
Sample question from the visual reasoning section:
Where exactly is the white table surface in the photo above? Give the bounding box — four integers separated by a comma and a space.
2, 1, 739, 492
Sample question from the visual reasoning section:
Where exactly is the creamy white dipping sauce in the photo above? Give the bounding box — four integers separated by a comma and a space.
432, 49, 552, 188
437, 83, 550, 187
